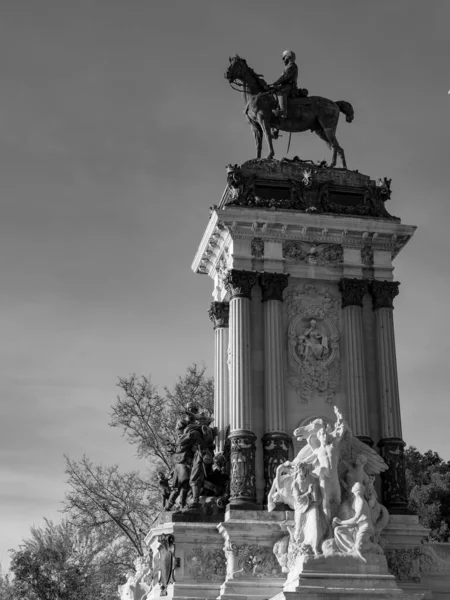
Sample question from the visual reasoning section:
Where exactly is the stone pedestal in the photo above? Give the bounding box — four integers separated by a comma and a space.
217, 509, 287, 599
144, 514, 225, 599
272, 554, 425, 600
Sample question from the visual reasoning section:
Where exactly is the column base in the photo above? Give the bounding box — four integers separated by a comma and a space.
262, 432, 290, 505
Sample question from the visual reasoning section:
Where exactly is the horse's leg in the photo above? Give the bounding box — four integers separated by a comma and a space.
248, 118, 263, 159
313, 126, 334, 166
323, 128, 346, 169
258, 114, 275, 159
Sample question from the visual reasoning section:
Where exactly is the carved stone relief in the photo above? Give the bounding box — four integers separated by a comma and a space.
251, 237, 264, 258
224, 542, 284, 579
386, 547, 422, 584
186, 546, 226, 581
286, 284, 340, 403
283, 241, 343, 267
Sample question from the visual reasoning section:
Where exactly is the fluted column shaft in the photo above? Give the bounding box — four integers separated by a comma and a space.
338, 278, 372, 446
208, 302, 230, 453
224, 270, 257, 507
371, 280, 408, 514
260, 273, 290, 503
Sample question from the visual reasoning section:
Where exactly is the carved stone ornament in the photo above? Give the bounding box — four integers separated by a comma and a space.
186, 546, 226, 581
251, 237, 264, 258
378, 437, 408, 514
208, 301, 230, 328
283, 241, 343, 267
370, 280, 400, 310
229, 431, 257, 503
224, 542, 284, 579
361, 245, 374, 268
285, 285, 340, 403
386, 547, 422, 584
338, 278, 369, 308
224, 269, 257, 300
262, 433, 290, 501
154, 534, 176, 596
260, 272, 289, 303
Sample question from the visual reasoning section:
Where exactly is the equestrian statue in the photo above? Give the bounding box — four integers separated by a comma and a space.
225, 51, 354, 168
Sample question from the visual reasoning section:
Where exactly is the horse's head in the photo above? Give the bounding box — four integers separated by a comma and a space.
225, 55, 246, 84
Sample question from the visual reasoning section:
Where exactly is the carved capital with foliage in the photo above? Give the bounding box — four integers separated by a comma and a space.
208, 302, 230, 328
378, 437, 408, 514
339, 278, 369, 308
224, 270, 257, 300
229, 430, 257, 505
260, 273, 289, 303
370, 280, 400, 310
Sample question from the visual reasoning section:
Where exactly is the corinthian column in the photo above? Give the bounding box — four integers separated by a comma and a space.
224, 269, 257, 507
338, 278, 372, 447
208, 301, 229, 453
371, 280, 408, 514
260, 273, 290, 502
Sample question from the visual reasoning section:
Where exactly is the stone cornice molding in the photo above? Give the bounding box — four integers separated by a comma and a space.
259, 272, 290, 303
224, 269, 257, 300
208, 301, 230, 328
370, 280, 400, 310
339, 278, 370, 308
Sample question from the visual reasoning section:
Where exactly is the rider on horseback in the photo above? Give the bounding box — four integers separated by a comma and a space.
271, 50, 299, 119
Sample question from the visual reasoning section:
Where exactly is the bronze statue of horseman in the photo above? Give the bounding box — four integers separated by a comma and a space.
225, 53, 354, 168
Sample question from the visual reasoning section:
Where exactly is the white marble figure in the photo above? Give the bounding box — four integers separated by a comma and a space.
330, 482, 384, 562
289, 462, 330, 556
271, 408, 390, 571
118, 556, 152, 600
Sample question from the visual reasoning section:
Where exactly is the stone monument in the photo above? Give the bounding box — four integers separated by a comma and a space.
140, 53, 450, 599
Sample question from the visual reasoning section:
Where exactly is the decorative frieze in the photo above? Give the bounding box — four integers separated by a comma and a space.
283, 241, 343, 266
361, 245, 374, 267
262, 433, 290, 502
186, 546, 226, 581
224, 269, 257, 299
260, 272, 289, 303
370, 280, 400, 310
338, 278, 369, 308
229, 430, 257, 505
378, 437, 408, 514
208, 301, 230, 328
224, 542, 284, 578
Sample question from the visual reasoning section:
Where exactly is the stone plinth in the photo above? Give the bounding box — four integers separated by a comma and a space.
217, 509, 288, 599
272, 554, 425, 600
144, 514, 225, 599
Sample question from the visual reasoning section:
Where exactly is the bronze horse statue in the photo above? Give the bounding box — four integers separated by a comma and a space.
225, 55, 354, 168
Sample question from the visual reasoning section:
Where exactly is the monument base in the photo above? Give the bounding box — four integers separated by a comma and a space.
272, 554, 425, 600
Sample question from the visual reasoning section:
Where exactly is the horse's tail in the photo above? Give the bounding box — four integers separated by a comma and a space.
336, 100, 354, 123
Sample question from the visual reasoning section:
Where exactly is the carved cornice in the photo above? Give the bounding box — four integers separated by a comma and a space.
370, 280, 400, 310
339, 278, 369, 308
208, 302, 230, 328
260, 273, 289, 302
224, 270, 257, 300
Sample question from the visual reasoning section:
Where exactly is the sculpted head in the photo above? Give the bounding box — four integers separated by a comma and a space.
310, 319, 317, 327
294, 462, 311, 482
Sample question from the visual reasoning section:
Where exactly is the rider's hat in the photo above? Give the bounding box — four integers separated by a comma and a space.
282, 50, 296, 62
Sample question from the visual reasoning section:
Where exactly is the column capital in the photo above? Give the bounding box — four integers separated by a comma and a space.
370, 280, 400, 310
260, 272, 289, 303
208, 301, 229, 328
338, 278, 369, 308
224, 269, 257, 300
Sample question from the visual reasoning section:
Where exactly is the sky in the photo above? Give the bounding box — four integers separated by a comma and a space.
0, 0, 450, 569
